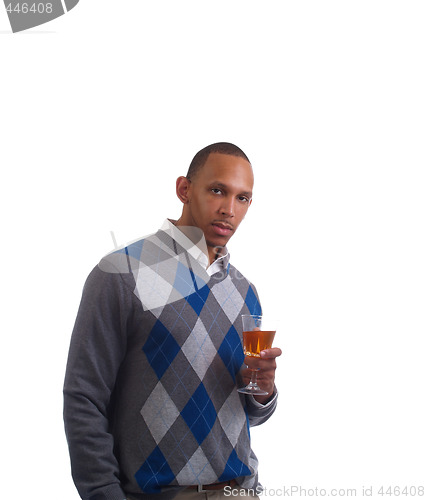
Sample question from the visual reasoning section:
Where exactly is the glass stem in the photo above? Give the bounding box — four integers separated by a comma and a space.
249, 369, 259, 387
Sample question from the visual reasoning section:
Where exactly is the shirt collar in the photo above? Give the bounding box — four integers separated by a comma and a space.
160, 219, 229, 272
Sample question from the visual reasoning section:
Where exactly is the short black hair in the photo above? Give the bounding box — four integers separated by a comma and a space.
186, 142, 250, 181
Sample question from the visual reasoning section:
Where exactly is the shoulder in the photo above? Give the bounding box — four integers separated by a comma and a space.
82, 234, 151, 297
98, 230, 179, 274
98, 234, 148, 274
90, 229, 176, 293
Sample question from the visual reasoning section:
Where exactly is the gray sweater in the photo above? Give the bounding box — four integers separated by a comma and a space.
63, 227, 277, 500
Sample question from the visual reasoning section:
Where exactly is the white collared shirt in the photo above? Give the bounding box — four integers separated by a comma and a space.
161, 219, 229, 277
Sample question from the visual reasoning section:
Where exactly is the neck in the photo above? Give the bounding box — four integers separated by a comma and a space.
174, 218, 221, 265
208, 246, 219, 266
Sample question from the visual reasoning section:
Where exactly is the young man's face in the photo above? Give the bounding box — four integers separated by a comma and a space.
178, 153, 254, 257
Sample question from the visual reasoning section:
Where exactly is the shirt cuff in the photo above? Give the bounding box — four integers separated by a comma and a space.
248, 386, 278, 408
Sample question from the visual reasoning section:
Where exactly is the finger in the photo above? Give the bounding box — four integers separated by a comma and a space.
244, 355, 277, 371
240, 367, 274, 383
240, 368, 275, 393
259, 347, 282, 359
243, 356, 260, 370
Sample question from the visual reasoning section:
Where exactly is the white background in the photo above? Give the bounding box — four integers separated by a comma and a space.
1, 1, 425, 498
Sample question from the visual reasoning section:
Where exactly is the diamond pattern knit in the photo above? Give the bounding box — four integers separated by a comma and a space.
64, 225, 277, 500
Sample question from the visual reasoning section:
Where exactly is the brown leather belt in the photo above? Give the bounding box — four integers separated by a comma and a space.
186, 479, 238, 492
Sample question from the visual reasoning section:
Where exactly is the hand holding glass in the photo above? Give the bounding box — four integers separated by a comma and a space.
238, 315, 276, 395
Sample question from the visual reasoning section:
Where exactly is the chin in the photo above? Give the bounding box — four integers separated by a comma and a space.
206, 236, 231, 251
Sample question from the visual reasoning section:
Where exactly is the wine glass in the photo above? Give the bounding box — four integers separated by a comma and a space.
238, 314, 276, 395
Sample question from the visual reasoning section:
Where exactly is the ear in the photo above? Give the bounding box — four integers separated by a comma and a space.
176, 176, 192, 204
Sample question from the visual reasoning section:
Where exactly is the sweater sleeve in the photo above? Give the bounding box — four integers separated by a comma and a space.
63, 264, 134, 500
245, 387, 278, 427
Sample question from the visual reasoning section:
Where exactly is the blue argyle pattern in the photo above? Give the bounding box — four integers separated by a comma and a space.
101, 228, 262, 493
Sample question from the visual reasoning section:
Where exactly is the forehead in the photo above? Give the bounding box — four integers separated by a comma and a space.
196, 153, 254, 188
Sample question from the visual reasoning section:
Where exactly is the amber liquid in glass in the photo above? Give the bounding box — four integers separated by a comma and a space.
243, 330, 276, 357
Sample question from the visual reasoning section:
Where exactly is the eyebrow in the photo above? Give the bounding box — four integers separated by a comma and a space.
210, 182, 252, 198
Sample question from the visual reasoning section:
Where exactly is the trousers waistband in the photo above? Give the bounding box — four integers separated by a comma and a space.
186, 479, 238, 492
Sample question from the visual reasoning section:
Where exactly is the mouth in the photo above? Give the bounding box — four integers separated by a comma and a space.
211, 222, 234, 237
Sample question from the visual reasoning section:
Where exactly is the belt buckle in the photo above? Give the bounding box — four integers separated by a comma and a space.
197, 484, 207, 493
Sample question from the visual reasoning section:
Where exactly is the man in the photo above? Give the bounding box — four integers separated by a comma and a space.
63, 142, 282, 500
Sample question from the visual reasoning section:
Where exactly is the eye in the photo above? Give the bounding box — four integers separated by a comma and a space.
238, 196, 250, 203
211, 188, 223, 195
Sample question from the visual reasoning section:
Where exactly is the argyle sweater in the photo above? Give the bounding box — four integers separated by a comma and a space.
64, 227, 277, 500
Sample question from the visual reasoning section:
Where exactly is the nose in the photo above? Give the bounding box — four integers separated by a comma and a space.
219, 198, 235, 217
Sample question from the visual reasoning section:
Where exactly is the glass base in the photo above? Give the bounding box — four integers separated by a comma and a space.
237, 382, 269, 395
